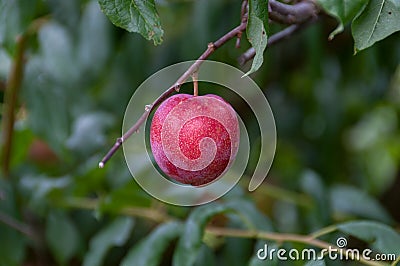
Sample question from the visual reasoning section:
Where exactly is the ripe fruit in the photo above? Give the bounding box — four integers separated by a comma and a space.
150, 93, 240, 186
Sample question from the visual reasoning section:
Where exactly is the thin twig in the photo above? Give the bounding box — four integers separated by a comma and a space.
236, 0, 248, 48
62, 197, 171, 223
391, 256, 400, 266
268, 0, 319, 25
1, 35, 27, 177
0, 211, 36, 240
238, 17, 318, 66
99, 21, 248, 167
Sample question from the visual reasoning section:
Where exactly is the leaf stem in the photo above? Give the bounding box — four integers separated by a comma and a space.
310, 224, 338, 239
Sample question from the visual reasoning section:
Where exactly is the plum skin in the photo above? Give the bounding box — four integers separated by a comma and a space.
150, 93, 240, 186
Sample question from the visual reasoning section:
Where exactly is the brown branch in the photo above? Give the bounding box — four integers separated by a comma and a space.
268, 0, 319, 25
0, 16, 49, 177
0, 211, 36, 240
99, 20, 248, 168
1, 35, 27, 177
236, 0, 248, 48
61, 197, 172, 223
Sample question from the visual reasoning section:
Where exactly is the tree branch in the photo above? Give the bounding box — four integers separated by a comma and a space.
1, 35, 27, 177
99, 19, 248, 168
236, 0, 248, 48
269, 0, 319, 24
61, 197, 172, 223
63, 197, 385, 266
0, 211, 36, 240
0, 15, 50, 177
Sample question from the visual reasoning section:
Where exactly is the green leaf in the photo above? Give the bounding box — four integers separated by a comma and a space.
45, 211, 82, 265
83, 217, 134, 266
300, 170, 330, 227
317, 0, 368, 40
0, 0, 40, 50
226, 199, 274, 266
352, 0, 400, 52
245, 0, 269, 76
10, 126, 34, 170
121, 221, 182, 266
98, 0, 164, 45
330, 185, 393, 223
20, 175, 71, 211
248, 241, 279, 266
98, 181, 152, 215
173, 203, 233, 266
223, 237, 254, 266
193, 244, 217, 266
77, 0, 112, 76
66, 112, 114, 157
337, 220, 400, 255
226, 199, 273, 231
23, 22, 75, 155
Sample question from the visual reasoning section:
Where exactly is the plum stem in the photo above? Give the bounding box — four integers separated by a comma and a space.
192, 72, 199, 96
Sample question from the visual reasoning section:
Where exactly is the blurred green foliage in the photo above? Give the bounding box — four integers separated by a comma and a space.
0, 0, 399, 265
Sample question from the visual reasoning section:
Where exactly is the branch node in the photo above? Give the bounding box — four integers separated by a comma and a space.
207, 42, 216, 51
236, 31, 243, 48
174, 84, 181, 92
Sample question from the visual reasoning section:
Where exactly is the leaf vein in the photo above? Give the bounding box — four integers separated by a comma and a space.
367, 0, 385, 42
